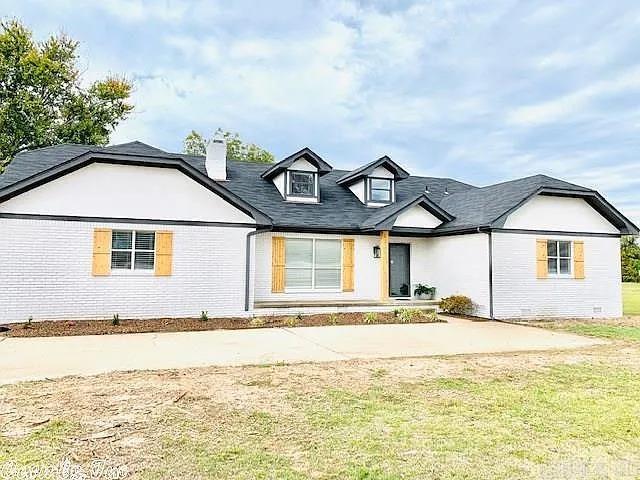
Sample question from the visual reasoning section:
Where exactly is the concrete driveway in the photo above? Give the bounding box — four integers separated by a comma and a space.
0, 317, 604, 384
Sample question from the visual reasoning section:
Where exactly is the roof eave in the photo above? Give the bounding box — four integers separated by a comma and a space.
260, 147, 333, 180
0, 151, 273, 226
362, 194, 455, 231
491, 186, 638, 235
336, 156, 410, 186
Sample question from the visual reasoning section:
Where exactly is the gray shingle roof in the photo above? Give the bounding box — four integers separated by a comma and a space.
1, 142, 635, 234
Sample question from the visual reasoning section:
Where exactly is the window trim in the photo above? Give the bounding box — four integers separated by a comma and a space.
284, 238, 342, 292
111, 230, 156, 274
286, 170, 318, 199
366, 177, 394, 205
547, 239, 572, 277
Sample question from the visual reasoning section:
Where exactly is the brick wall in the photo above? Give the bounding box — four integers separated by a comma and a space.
492, 232, 622, 319
0, 218, 251, 322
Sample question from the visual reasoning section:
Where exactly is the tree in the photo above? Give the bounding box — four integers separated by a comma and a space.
183, 130, 206, 156
183, 128, 274, 163
621, 236, 640, 282
0, 20, 133, 171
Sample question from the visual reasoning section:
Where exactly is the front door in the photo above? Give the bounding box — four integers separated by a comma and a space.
389, 243, 410, 297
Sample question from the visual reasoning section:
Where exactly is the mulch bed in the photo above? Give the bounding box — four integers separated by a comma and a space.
0, 311, 444, 338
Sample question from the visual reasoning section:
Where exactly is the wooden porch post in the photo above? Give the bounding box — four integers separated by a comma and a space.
380, 230, 389, 302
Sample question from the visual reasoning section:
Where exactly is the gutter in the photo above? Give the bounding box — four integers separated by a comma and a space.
245, 226, 273, 311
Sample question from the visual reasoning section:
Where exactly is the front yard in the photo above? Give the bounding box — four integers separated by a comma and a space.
1, 318, 640, 479
624, 282, 640, 315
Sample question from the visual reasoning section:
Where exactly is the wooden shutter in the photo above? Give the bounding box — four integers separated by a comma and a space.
92, 228, 112, 276
272, 236, 285, 293
573, 240, 585, 279
155, 231, 173, 276
342, 239, 355, 292
536, 239, 548, 279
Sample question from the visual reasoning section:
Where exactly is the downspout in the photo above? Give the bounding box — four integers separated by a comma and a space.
245, 226, 273, 311
477, 226, 495, 320
488, 230, 494, 320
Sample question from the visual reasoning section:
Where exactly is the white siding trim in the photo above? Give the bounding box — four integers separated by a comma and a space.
503, 195, 619, 234
0, 163, 255, 224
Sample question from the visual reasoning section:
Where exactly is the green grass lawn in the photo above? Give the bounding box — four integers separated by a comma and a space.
2, 345, 640, 479
624, 282, 640, 316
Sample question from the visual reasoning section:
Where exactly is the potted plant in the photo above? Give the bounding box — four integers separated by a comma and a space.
414, 283, 436, 300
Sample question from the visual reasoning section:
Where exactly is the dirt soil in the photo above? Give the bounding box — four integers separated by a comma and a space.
0, 342, 638, 478
0, 311, 441, 338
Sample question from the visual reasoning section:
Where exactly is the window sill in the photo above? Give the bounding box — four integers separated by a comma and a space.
110, 270, 155, 277
284, 289, 343, 294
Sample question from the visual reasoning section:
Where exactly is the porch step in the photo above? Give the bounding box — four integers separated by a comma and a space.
253, 299, 440, 309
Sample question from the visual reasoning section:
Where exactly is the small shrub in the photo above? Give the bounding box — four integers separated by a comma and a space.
422, 310, 440, 323
393, 309, 400, 318
23, 316, 34, 329
285, 317, 298, 328
112, 314, 120, 326
439, 295, 474, 315
200, 310, 209, 322
363, 312, 378, 324
296, 312, 303, 321
328, 313, 339, 325
397, 308, 423, 323
250, 317, 266, 328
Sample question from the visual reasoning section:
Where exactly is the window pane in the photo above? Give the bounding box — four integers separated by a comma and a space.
285, 239, 313, 268
370, 189, 391, 202
547, 241, 557, 257
286, 268, 312, 288
290, 172, 314, 196
558, 241, 571, 258
112, 231, 132, 250
547, 258, 557, 274
559, 258, 570, 274
315, 240, 341, 268
315, 269, 341, 288
370, 179, 391, 190
111, 251, 132, 269
134, 251, 154, 270
135, 231, 155, 250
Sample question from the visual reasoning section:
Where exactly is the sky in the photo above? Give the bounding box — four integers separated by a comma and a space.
3, 0, 640, 225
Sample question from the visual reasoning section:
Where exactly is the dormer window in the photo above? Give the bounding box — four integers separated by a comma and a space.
288, 171, 317, 198
336, 155, 409, 207
367, 178, 393, 203
261, 147, 333, 204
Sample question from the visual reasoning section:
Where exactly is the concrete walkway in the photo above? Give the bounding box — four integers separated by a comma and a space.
0, 317, 604, 385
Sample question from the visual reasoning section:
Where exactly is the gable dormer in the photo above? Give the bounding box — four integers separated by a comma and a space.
261, 148, 332, 203
336, 156, 410, 207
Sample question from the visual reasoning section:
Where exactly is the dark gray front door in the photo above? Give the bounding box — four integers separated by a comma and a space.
389, 243, 410, 297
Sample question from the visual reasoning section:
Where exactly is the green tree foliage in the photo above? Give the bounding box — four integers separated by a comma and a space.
621, 236, 640, 282
0, 20, 133, 171
183, 130, 206, 156
183, 128, 274, 163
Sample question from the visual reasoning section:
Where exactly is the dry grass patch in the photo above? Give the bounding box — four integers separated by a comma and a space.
1, 344, 640, 479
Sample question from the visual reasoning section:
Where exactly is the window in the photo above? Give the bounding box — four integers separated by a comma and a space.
288, 171, 316, 197
111, 230, 155, 271
285, 238, 341, 289
368, 178, 393, 203
547, 240, 571, 275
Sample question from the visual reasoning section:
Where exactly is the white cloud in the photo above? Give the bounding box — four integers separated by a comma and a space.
506, 66, 640, 126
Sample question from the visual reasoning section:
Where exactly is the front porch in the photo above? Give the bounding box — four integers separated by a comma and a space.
252, 298, 440, 316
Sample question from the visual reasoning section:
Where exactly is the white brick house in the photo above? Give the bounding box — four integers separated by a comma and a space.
0, 139, 636, 323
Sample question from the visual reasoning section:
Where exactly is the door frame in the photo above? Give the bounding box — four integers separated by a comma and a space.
389, 242, 411, 297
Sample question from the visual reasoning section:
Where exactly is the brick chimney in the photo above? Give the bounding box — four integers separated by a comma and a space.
205, 131, 227, 181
